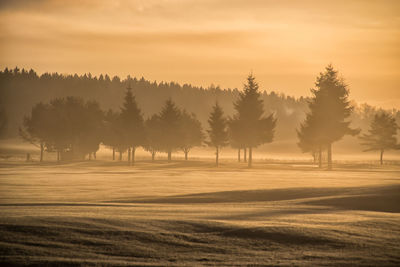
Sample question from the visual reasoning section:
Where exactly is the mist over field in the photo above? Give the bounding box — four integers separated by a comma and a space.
0, 160, 400, 266
1, 0, 400, 266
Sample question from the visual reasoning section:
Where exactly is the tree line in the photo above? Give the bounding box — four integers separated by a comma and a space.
13, 65, 400, 166
1, 66, 399, 150
19, 74, 276, 167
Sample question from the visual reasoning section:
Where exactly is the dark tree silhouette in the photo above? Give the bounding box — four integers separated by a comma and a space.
0, 106, 6, 138
207, 103, 229, 166
180, 110, 204, 160
19, 102, 51, 162
20, 97, 104, 162
158, 99, 182, 162
297, 113, 324, 167
359, 112, 399, 165
0, 66, 316, 146
120, 85, 145, 165
75, 101, 104, 160
232, 74, 276, 167
102, 109, 128, 161
143, 114, 163, 161
301, 65, 359, 169
228, 118, 246, 162
102, 109, 118, 160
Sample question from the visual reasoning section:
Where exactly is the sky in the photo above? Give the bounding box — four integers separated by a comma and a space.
0, 0, 399, 108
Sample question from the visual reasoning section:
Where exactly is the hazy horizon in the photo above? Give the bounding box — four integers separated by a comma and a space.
1, 0, 399, 109
1, 2, 400, 265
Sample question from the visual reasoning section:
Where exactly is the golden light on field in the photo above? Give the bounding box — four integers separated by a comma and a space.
0, 0, 399, 108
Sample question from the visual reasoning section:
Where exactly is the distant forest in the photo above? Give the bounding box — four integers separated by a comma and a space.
1, 67, 399, 152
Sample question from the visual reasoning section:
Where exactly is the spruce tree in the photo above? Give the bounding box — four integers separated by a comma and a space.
299, 65, 359, 169
158, 99, 182, 162
120, 85, 145, 165
233, 74, 276, 167
207, 103, 229, 166
316, 65, 359, 168
359, 112, 399, 165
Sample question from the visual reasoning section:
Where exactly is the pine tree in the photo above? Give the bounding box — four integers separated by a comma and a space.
120, 85, 145, 165
299, 65, 359, 169
207, 103, 229, 166
359, 112, 399, 165
233, 74, 276, 167
158, 99, 182, 162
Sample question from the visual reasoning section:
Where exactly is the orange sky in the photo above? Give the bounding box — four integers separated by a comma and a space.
1, 0, 399, 108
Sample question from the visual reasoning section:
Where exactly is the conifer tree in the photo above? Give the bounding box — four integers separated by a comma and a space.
120, 85, 145, 165
359, 112, 399, 165
298, 65, 359, 169
314, 65, 358, 169
207, 103, 229, 166
158, 99, 182, 162
233, 74, 276, 167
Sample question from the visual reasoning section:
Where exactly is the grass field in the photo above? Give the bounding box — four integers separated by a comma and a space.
0, 160, 399, 266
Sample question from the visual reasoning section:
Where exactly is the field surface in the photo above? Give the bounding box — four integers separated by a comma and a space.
0, 160, 399, 266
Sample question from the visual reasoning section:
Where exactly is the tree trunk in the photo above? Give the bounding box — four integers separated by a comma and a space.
318, 146, 322, 168
128, 147, 131, 165
380, 149, 384, 165
40, 142, 44, 162
57, 150, 60, 163
119, 151, 122, 161
168, 149, 172, 162
112, 147, 115, 160
248, 147, 253, 168
184, 150, 188, 160
132, 147, 136, 166
244, 148, 247, 163
93, 152, 96, 160
327, 143, 332, 170
238, 148, 241, 162
216, 146, 219, 167
151, 151, 155, 161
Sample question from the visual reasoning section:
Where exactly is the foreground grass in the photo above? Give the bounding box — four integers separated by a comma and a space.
0, 160, 399, 266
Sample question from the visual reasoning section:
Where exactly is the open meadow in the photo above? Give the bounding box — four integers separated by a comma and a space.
0, 159, 399, 266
